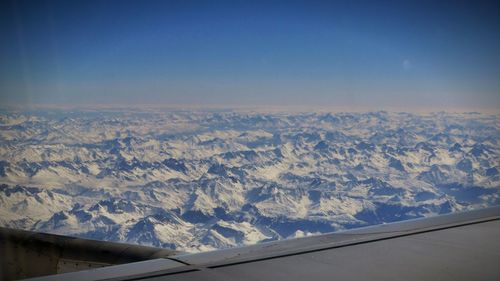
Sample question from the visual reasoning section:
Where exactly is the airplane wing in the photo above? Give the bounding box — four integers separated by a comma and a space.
0, 227, 179, 280
2, 206, 499, 281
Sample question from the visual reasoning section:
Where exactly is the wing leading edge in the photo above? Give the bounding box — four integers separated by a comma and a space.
14, 206, 500, 281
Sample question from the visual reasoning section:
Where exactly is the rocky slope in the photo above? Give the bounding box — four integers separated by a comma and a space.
0, 109, 498, 252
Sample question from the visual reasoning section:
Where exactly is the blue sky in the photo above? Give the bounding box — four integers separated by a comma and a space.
1, 0, 499, 110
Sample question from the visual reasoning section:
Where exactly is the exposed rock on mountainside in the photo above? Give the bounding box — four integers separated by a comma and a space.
0, 110, 498, 252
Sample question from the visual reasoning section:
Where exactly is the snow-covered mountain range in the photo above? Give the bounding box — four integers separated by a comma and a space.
0, 109, 498, 252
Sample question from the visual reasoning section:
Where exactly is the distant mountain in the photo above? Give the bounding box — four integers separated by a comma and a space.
0, 110, 498, 252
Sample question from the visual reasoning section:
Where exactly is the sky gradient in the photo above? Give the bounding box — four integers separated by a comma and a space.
1, 0, 499, 110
